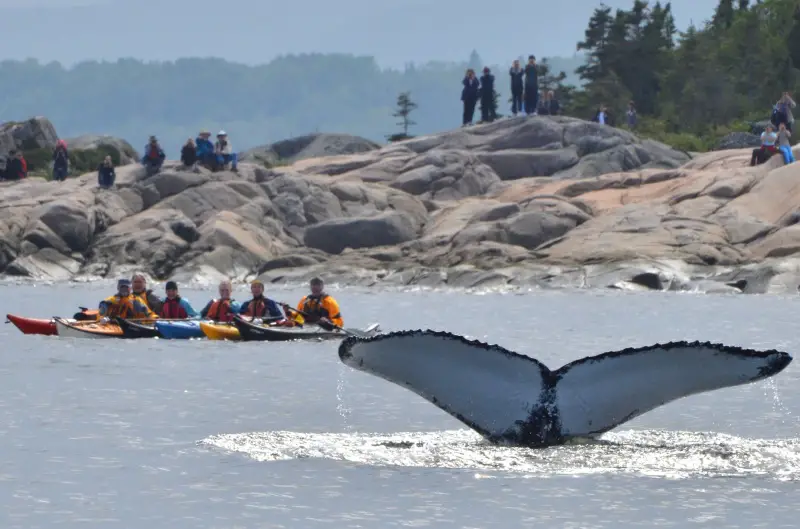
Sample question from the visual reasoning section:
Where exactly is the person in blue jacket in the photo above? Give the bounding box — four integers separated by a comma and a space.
195, 130, 216, 168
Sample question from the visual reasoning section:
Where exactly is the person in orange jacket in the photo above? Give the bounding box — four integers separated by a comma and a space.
284, 277, 343, 330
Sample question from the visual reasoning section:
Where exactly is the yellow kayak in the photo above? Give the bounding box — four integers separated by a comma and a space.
199, 321, 241, 341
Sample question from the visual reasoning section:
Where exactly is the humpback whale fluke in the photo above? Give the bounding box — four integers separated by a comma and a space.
338, 330, 793, 448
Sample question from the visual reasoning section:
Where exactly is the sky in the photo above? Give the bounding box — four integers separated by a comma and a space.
0, 0, 720, 68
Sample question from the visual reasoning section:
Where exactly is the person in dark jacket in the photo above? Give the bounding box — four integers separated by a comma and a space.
97, 155, 116, 188
52, 139, 69, 181
181, 138, 197, 167
141, 135, 166, 175
592, 105, 614, 125
461, 69, 480, 126
524, 55, 539, 115
547, 91, 560, 115
509, 60, 524, 116
4, 150, 27, 180
479, 67, 496, 123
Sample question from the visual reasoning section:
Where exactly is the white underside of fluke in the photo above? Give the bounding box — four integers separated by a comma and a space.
338, 330, 792, 444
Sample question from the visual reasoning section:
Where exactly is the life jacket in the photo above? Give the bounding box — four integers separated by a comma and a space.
242, 297, 267, 318
102, 295, 140, 319
300, 294, 339, 323
161, 297, 188, 319
206, 299, 233, 322
147, 144, 161, 159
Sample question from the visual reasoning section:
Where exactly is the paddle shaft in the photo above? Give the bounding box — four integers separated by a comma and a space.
277, 302, 345, 333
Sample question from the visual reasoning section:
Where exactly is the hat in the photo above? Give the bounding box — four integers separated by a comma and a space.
310, 277, 323, 285
199, 130, 211, 137
149, 135, 157, 142
217, 130, 227, 136
165, 281, 178, 290
117, 278, 131, 288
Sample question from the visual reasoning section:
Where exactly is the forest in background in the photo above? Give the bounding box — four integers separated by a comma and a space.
1, 0, 798, 155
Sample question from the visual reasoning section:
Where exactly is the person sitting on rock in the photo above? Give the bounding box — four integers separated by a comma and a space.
4, 150, 27, 180
160, 281, 198, 319
778, 123, 795, 165
131, 273, 164, 314
751, 124, 779, 166
52, 139, 69, 182
214, 131, 238, 171
181, 138, 197, 167
461, 69, 480, 126
283, 277, 343, 331
238, 279, 284, 321
547, 91, 561, 116
97, 155, 116, 188
478, 67, 496, 123
141, 135, 166, 175
195, 130, 215, 168
98, 278, 157, 321
537, 91, 551, 115
199, 280, 241, 322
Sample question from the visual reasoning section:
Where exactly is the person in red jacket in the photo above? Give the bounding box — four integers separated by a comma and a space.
4, 150, 27, 180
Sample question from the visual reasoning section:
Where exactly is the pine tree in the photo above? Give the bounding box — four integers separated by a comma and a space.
387, 91, 418, 141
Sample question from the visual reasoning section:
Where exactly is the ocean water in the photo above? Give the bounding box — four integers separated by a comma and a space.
1, 281, 799, 528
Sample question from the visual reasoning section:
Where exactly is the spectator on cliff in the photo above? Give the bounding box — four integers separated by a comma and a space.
195, 130, 215, 168
4, 150, 27, 180
626, 101, 637, 129
181, 138, 197, 167
750, 123, 779, 166
524, 55, 539, 115
509, 60, 524, 116
592, 105, 614, 126
774, 92, 796, 132
461, 68, 480, 126
778, 122, 795, 164
479, 67, 496, 123
141, 135, 166, 175
52, 139, 69, 181
98, 155, 116, 188
214, 131, 238, 172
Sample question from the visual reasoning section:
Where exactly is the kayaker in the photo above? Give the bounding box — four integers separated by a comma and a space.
132, 273, 164, 314
286, 277, 344, 330
99, 278, 158, 320
160, 281, 199, 319
239, 279, 284, 321
199, 280, 241, 322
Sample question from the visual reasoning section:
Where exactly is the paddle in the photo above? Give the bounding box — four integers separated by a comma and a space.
277, 303, 377, 339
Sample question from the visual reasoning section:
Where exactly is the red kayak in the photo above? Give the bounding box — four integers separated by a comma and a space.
6, 314, 58, 335
6, 308, 99, 336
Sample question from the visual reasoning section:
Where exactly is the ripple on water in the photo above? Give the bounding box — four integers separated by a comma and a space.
199, 429, 800, 481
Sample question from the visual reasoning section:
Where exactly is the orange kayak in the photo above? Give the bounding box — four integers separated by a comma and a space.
54, 317, 124, 339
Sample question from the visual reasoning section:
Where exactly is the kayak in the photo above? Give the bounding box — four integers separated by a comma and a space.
232, 315, 381, 342
54, 317, 124, 339
199, 321, 241, 341
117, 318, 160, 339
6, 314, 59, 335
155, 320, 204, 340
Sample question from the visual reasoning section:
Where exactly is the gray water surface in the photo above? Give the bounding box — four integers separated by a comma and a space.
1, 282, 799, 528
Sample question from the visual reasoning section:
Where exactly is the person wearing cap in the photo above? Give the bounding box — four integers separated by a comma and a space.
141, 135, 166, 175
160, 281, 198, 319
199, 280, 241, 322
214, 130, 238, 172
98, 278, 157, 320
195, 130, 215, 168
131, 273, 164, 314
479, 67, 496, 123
239, 280, 284, 321
284, 277, 343, 330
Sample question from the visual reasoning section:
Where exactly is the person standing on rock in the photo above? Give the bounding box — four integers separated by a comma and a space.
97, 156, 116, 188
523, 55, 539, 116
214, 131, 238, 172
131, 273, 164, 314
239, 279, 284, 321
509, 60, 524, 116
775, 92, 796, 132
461, 69, 480, 126
592, 105, 613, 125
52, 140, 69, 181
479, 67, 496, 123
160, 281, 198, 319
141, 135, 166, 175
199, 280, 241, 322
4, 150, 27, 180
626, 101, 637, 129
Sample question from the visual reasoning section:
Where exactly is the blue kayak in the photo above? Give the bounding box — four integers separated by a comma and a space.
155, 320, 204, 339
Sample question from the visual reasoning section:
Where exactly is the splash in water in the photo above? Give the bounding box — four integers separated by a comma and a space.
200, 429, 800, 481
335, 362, 352, 431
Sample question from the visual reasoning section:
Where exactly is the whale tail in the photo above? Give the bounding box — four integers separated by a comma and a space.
338, 330, 793, 448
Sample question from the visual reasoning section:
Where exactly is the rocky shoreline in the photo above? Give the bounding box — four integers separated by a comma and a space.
2, 115, 800, 296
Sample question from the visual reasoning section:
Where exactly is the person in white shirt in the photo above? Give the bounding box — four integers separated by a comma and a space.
214, 130, 238, 172
751, 124, 779, 166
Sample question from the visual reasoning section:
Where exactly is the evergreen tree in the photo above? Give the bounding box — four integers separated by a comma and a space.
388, 91, 418, 141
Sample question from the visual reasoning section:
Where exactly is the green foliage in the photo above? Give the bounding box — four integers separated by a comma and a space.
573, 0, 800, 151
23, 145, 124, 179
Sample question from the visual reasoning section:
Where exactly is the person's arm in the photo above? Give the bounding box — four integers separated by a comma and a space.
323, 297, 343, 327
180, 298, 199, 318
200, 300, 211, 319
267, 299, 284, 319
